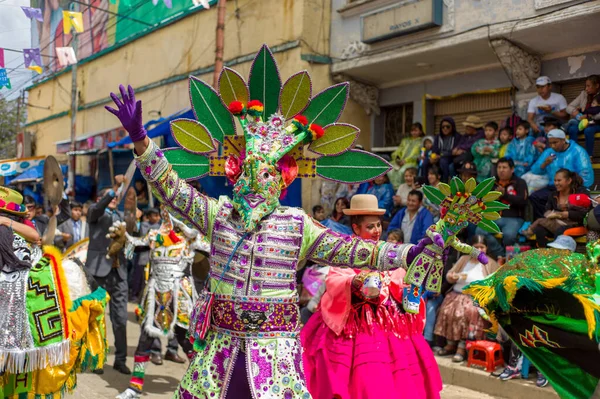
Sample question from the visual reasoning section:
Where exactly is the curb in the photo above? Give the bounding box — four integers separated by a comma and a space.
437, 356, 560, 399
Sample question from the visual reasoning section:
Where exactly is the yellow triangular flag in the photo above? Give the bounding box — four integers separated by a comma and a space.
63, 11, 84, 34
27, 65, 43, 74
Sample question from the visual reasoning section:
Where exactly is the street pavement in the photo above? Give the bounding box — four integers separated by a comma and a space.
70, 303, 499, 398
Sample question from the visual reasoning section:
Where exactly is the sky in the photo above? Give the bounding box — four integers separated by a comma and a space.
0, 0, 32, 100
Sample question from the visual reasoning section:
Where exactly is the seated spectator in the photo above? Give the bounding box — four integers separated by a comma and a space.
566, 75, 600, 157
528, 129, 593, 219
357, 175, 395, 219
312, 205, 326, 222
522, 169, 589, 247
388, 122, 424, 188
434, 235, 499, 362
392, 167, 419, 209
328, 197, 350, 226
527, 76, 568, 135
457, 161, 478, 182
418, 135, 435, 177
386, 229, 404, 244
533, 116, 561, 154
453, 116, 485, 172
506, 121, 537, 177
387, 190, 433, 244
475, 158, 527, 259
426, 117, 458, 183
471, 121, 500, 182
498, 127, 513, 158
423, 165, 442, 221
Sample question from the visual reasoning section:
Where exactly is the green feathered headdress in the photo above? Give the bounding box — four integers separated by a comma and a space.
162, 44, 391, 185
422, 176, 509, 234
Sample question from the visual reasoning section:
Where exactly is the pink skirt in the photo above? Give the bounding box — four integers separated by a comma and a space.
301, 309, 442, 399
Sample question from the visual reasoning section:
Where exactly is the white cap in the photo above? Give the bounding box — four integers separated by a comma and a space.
547, 129, 566, 139
548, 235, 576, 252
536, 76, 551, 86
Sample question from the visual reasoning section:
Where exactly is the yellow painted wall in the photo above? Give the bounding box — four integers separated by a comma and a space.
25, 0, 374, 211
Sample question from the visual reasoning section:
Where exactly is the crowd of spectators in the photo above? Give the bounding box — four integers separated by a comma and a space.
307, 74, 600, 386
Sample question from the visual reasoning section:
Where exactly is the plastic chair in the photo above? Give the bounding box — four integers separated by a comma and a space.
467, 340, 504, 372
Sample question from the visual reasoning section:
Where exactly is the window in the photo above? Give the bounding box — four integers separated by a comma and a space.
383, 103, 413, 147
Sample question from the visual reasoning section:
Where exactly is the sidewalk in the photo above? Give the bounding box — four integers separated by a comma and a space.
437, 355, 560, 399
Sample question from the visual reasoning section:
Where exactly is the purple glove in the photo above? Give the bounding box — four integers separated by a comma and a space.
105, 84, 147, 142
406, 237, 432, 265
478, 251, 489, 264
432, 232, 444, 248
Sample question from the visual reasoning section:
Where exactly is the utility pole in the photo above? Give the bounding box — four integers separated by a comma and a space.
68, 6, 78, 196
212, 0, 227, 88
15, 90, 22, 134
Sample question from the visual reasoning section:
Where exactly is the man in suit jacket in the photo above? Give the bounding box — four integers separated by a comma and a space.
55, 202, 89, 251
85, 175, 131, 375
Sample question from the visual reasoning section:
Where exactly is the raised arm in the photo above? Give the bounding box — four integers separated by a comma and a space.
105, 85, 218, 239
88, 191, 115, 223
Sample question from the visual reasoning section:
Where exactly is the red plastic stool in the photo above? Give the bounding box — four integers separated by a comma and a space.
467, 340, 504, 372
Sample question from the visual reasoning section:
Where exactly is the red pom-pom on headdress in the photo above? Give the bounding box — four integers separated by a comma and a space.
247, 100, 264, 112
228, 101, 244, 115
293, 115, 308, 126
308, 124, 324, 141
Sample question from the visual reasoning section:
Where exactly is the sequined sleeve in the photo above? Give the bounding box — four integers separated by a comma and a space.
300, 214, 412, 271
134, 140, 218, 241
125, 232, 151, 248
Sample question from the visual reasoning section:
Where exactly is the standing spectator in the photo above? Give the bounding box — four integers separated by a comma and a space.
434, 235, 499, 362
84, 176, 130, 375
24, 194, 71, 237
130, 208, 161, 302
357, 175, 395, 219
506, 121, 538, 177
527, 76, 568, 135
528, 129, 593, 219
392, 167, 419, 209
522, 169, 589, 248
498, 127, 513, 158
475, 158, 527, 259
54, 201, 89, 251
453, 116, 485, 172
428, 117, 458, 182
471, 121, 500, 182
388, 122, 425, 188
566, 75, 600, 157
387, 190, 433, 244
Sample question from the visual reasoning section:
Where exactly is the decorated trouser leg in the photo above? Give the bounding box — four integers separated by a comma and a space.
117, 327, 193, 399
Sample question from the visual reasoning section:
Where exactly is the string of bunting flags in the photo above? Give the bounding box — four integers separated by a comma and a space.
0, 0, 212, 90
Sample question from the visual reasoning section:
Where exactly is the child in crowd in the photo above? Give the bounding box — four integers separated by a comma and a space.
386, 229, 404, 244
418, 136, 435, 177
471, 121, 500, 182
498, 127, 513, 158
506, 121, 538, 177
388, 122, 425, 188
312, 205, 326, 222
392, 167, 420, 209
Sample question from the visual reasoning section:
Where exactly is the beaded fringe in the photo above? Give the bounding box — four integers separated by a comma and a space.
0, 339, 70, 373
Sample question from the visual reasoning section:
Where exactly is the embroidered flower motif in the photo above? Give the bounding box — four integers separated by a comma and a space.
260, 143, 271, 153
145, 166, 152, 175
282, 135, 294, 146
269, 114, 284, 127
258, 125, 268, 137
156, 149, 164, 158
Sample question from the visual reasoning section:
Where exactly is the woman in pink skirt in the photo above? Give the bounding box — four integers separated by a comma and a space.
301, 194, 442, 399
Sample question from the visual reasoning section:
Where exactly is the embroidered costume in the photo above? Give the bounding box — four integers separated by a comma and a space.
0, 188, 108, 399
117, 208, 209, 398
464, 245, 600, 399
106, 45, 422, 399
